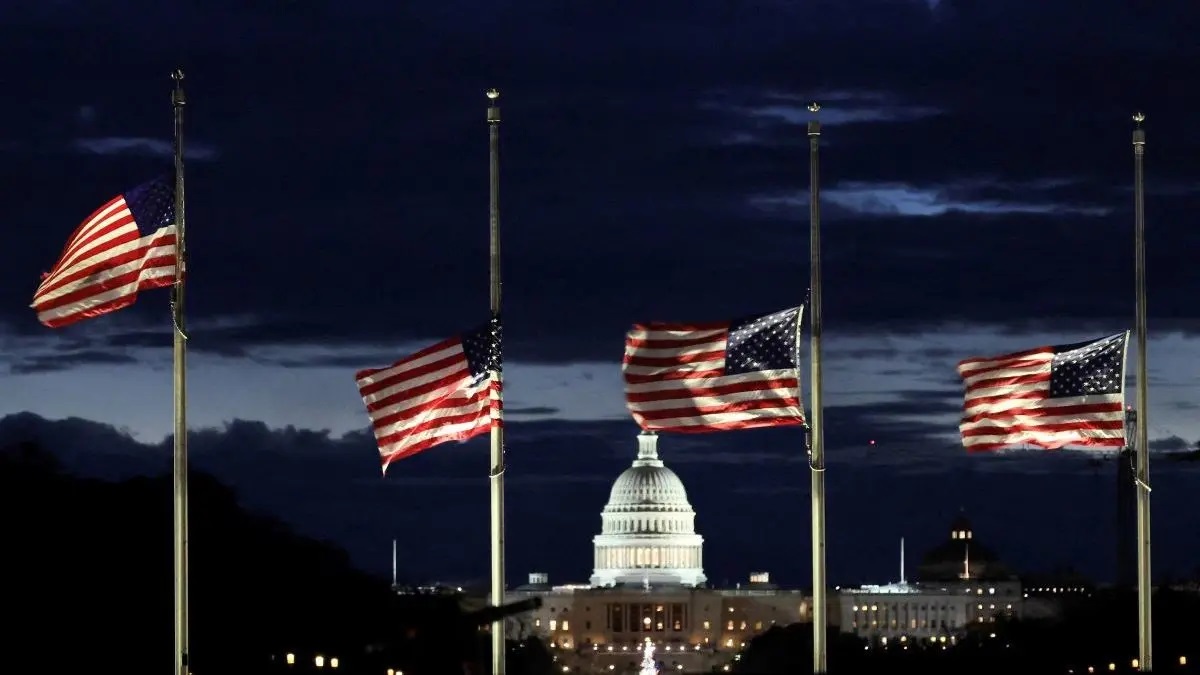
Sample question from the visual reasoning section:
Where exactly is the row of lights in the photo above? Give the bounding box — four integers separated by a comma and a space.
1067, 656, 1188, 672
282, 654, 408, 675
284, 653, 339, 669
880, 635, 953, 645
580, 643, 708, 653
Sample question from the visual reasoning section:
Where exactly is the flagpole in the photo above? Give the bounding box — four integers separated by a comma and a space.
1131, 111, 1152, 672
170, 68, 191, 675
807, 102, 827, 674
486, 88, 507, 675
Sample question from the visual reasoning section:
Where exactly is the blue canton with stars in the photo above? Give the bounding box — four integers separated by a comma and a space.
1049, 333, 1127, 397
123, 176, 176, 233
725, 306, 802, 375
462, 316, 503, 380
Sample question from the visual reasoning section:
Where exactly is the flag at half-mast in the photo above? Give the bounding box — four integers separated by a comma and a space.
623, 305, 806, 433
355, 318, 502, 473
31, 177, 177, 328
956, 332, 1129, 451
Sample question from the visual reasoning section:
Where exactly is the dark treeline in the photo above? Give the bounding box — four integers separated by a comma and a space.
734, 590, 1199, 675
0, 441, 552, 675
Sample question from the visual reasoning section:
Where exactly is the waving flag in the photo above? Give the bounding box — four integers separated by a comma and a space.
956, 332, 1129, 451
623, 306, 806, 433
355, 319, 502, 472
32, 177, 178, 328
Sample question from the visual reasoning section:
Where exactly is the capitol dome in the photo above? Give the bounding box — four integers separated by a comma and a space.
590, 432, 706, 587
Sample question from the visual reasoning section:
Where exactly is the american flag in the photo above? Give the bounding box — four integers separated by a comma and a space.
623, 306, 806, 433
956, 332, 1129, 452
355, 318, 502, 472
31, 177, 178, 328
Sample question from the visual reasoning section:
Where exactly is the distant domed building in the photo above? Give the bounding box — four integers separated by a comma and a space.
590, 432, 706, 587
917, 513, 1015, 582
508, 431, 810, 674
838, 513, 1024, 644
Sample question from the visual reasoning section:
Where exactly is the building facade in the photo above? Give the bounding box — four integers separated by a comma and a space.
837, 516, 1023, 644
507, 432, 811, 674
590, 433, 706, 588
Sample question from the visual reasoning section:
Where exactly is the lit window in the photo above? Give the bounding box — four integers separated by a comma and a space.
754, 622, 763, 630
726, 620, 734, 630
703, 621, 711, 630
725, 639, 734, 648
739, 621, 746, 630
549, 620, 558, 631
562, 621, 570, 631
535, 619, 541, 627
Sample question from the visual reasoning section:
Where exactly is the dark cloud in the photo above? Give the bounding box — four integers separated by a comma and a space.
4, 410, 1199, 589
8, 349, 139, 374
1149, 435, 1191, 452
69, 137, 220, 161
505, 406, 561, 416
0, 2, 1197, 363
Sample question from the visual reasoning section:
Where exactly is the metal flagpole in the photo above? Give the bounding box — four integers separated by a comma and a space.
170, 68, 191, 675
807, 102, 827, 674
1131, 111, 1152, 672
486, 88, 507, 675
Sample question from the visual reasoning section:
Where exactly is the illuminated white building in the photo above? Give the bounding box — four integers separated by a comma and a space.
838, 517, 1023, 644
508, 432, 811, 674
590, 432, 706, 588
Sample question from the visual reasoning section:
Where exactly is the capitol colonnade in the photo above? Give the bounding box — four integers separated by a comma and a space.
594, 544, 703, 571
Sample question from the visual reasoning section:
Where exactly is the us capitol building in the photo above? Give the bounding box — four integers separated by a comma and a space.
505, 432, 812, 674
497, 432, 1039, 673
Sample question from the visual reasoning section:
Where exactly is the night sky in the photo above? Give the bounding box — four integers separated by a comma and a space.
2, 1, 1198, 589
